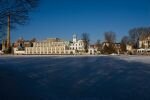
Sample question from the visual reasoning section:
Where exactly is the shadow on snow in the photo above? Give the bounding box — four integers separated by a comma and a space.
0, 56, 150, 100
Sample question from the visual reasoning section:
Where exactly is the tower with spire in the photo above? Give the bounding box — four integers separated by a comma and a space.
73, 34, 77, 43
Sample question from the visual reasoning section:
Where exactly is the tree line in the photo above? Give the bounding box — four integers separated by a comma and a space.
121, 27, 150, 52
81, 27, 150, 54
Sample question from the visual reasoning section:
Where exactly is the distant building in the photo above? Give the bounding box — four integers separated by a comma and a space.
25, 38, 70, 55
114, 43, 121, 48
137, 36, 150, 54
126, 44, 133, 54
102, 42, 111, 49
13, 38, 36, 55
69, 34, 85, 54
139, 36, 150, 49
88, 45, 97, 55
13, 37, 35, 49
14, 48, 25, 55
13, 34, 103, 55
24, 34, 86, 55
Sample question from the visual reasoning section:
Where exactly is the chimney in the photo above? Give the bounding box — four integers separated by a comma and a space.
7, 15, 10, 49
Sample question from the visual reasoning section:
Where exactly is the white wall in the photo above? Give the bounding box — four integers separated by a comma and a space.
14, 48, 25, 55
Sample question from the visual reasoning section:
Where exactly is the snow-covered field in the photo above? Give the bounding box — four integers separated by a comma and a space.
1, 55, 150, 64
111, 55, 150, 64
0, 55, 150, 100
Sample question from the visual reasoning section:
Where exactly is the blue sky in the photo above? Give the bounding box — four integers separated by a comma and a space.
12, 0, 150, 43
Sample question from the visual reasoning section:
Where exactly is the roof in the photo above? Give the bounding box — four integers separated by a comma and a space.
38, 38, 65, 42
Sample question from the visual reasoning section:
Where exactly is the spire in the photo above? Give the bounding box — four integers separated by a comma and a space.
73, 33, 77, 42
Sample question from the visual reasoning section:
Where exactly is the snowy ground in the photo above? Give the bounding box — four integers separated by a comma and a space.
0, 55, 150, 100
113, 55, 150, 64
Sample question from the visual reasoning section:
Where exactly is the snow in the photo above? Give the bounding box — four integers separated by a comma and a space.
0, 55, 150, 100
114, 55, 150, 64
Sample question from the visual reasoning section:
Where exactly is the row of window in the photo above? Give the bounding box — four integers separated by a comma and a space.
26, 48, 65, 51
141, 41, 150, 43
34, 43, 65, 47
137, 50, 150, 53
26, 49, 65, 53
70, 47, 84, 50
34, 45, 65, 47
71, 43, 83, 46
26, 51, 66, 54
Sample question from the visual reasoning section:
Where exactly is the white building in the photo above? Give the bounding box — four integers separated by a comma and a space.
137, 36, 150, 54
88, 46, 96, 55
69, 34, 85, 53
139, 36, 150, 49
13, 34, 89, 55
25, 38, 71, 55
14, 48, 25, 55
126, 44, 133, 52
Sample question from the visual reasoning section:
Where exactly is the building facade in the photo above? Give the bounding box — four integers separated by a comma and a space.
88, 45, 97, 55
69, 34, 85, 53
13, 34, 99, 55
137, 36, 150, 54
139, 36, 150, 49
24, 34, 85, 55
13, 38, 36, 55
25, 38, 71, 55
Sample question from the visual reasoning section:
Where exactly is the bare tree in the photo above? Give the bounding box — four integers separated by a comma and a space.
0, 0, 39, 27
120, 36, 129, 52
128, 27, 150, 49
81, 33, 90, 53
102, 31, 116, 54
128, 28, 141, 49
104, 31, 116, 43
0, 0, 39, 50
95, 39, 101, 51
